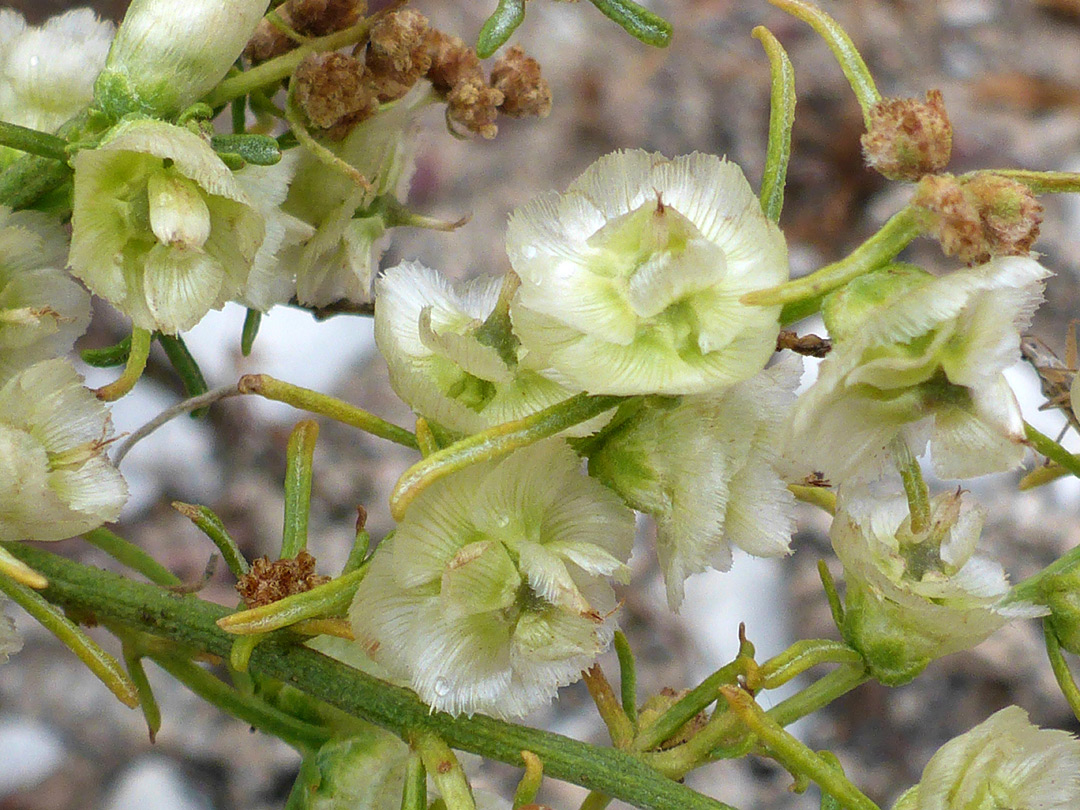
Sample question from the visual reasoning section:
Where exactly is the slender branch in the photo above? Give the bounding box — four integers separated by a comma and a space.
1025, 422, 1080, 481
3, 542, 738, 810
1043, 621, 1080, 723
0, 120, 69, 161
82, 527, 182, 587
113, 385, 242, 463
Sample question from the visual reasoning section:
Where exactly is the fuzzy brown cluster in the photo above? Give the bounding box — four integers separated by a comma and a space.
861, 89, 952, 181
236, 550, 331, 609
364, 8, 431, 102
491, 46, 553, 119
246, 0, 365, 63
293, 51, 378, 138
913, 173, 1043, 264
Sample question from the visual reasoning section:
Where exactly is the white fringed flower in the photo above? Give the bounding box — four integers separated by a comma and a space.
280, 95, 419, 307
506, 150, 788, 395
789, 258, 1049, 483
0, 8, 114, 167
0, 359, 128, 542
0, 207, 90, 383
350, 439, 635, 718
69, 119, 264, 334
375, 262, 593, 435
892, 706, 1080, 810
94, 0, 269, 117
590, 356, 800, 609
832, 486, 1043, 686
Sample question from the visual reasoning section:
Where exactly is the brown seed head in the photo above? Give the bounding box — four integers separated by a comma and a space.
245, 0, 366, 63
490, 46, 552, 119
294, 51, 378, 138
861, 89, 952, 181
236, 550, 332, 609
447, 77, 503, 140
912, 173, 1043, 264
424, 30, 484, 95
363, 8, 432, 103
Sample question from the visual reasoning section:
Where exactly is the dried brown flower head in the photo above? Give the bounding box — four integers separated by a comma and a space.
245, 0, 366, 63
447, 77, 503, 139
293, 51, 378, 138
491, 46, 551, 119
913, 173, 1043, 264
363, 8, 431, 103
424, 30, 484, 94
236, 550, 331, 608
861, 89, 952, 181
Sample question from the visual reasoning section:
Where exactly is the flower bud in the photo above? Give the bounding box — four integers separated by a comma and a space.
913, 172, 1043, 265
892, 706, 1080, 810
861, 89, 951, 181
1002, 544, 1080, 655
94, 0, 270, 118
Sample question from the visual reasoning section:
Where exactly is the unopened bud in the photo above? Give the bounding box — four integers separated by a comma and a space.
447, 77, 503, 140
490, 46, 551, 119
913, 173, 1043, 264
363, 8, 430, 103
861, 89, 952, 181
245, 0, 364, 63
424, 30, 484, 94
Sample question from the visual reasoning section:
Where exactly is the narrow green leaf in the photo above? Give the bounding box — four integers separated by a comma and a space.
156, 333, 210, 417
81, 336, 132, 368
241, 308, 262, 357
587, 0, 672, 48
477, 0, 526, 59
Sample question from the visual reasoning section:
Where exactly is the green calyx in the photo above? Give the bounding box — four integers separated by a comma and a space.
822, 262, 931, 342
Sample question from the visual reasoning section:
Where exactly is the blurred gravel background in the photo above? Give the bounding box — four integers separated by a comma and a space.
3, 1, 1080, 809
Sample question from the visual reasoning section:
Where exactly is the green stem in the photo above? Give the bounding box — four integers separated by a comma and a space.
402, 749, 427, 810
765, 663, 868, 728
768, 0, 880, 123
6, 542, 736, 810
1025, 422, 1080, 480
390, 393, 623, 520
720, 687, 880, 810
0, 120, 68, 161
95, 327, 152, 401
753, 25, 796, 223
155, 333, 210, 415
204, 20, 376, 107
217, 564, 368, 634
583, 664, 635, 748
1019, 462, 1071, 490
122, 641, 162, 741
580, 792, 614, 810
0, 153, 72, 209
1043, 621, 1080, 723
148, 652, 331, 752
983, 169, 1080, 195
413, 731, 476, 810
172, 502, 250, 578
281, 420, 319, 559
0, 570, 138, 707
889, 436, 930, 534
614, 631, 638, 725
238, 374, 418, 450
757, 640, 863, 690
743, 207, 923, 308
82, 527, 182, 587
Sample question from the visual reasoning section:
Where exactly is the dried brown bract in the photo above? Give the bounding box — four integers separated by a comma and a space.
294, 51, 378, 138
861, 89, 952, 181
245, 0, 366, 63
424, 30, 484, 94
236, 550, 331, 609
363, 8, 431, 102
491, 46, 552, 119
913, 173, 1042, 264
447, 77, 503, 139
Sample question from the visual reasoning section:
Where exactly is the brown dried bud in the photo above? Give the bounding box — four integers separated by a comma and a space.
293, 51, 378, 138
861, 89, 952, 181
447, 77, 503, 139
490, 46, 551, 119
363, 8, 432, 103
912, 173, 1043, 264
424, 30, 484, 95
236, 550, 331, 609
245, 0, 366, 63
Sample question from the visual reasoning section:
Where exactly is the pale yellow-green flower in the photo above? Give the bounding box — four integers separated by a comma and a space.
69, 119, 264, 334
506, 149, 788, 395
350, 439, 634, 718
94, 0, 269, 118
892, 706, 1080, 810
832, 486, 1043, 686
789, 258, 1048, 483
589, 356, 801, 609
0, 206, 90, 383
0, 359, 127, 543
375, 262, 596, 436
